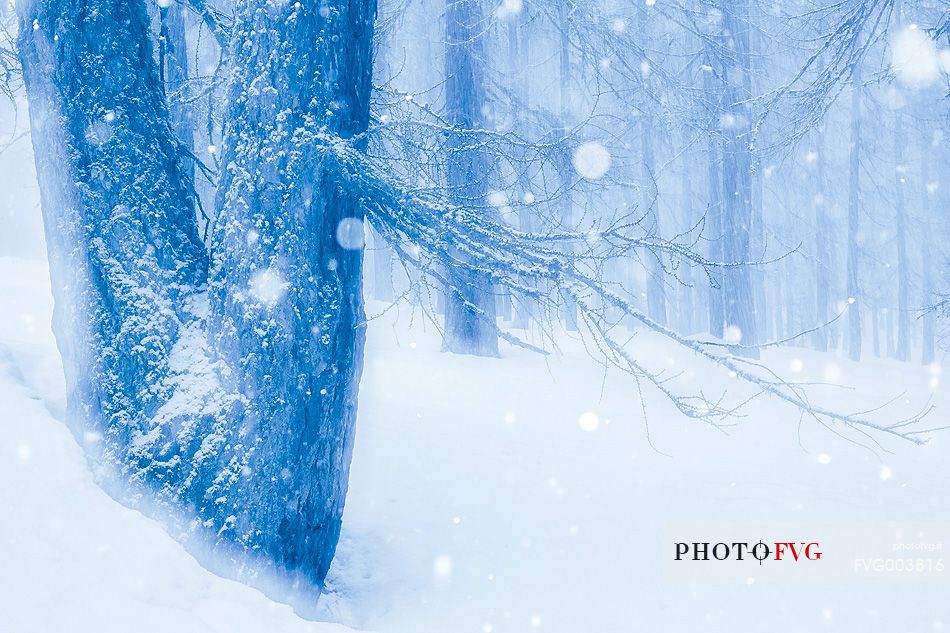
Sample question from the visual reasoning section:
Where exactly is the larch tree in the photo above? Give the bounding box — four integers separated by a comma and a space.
18, 0, 376, 593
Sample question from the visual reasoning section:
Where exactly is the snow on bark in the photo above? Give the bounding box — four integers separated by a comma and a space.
18, 0, 376, 593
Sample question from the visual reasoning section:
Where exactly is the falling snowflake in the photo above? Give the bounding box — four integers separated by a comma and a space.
495, 0, 522, 18
335, 217, 365, 250
890, 26, 942, 89
578, 411, 600, 432
487, 191, 508, 207
249, 268, 289, 307
723, 325, 742, 345
433, 554, 453, 578
573, 142, 611, 180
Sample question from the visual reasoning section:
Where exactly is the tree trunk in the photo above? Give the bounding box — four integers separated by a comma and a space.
679, 156, 696, 334
441, 0, 500, 356
703, 62, 724, 339
555, 0, 578, 331
846, 65, 863, 361
893, 111, 910, 362
748, 15, 768, 345
717, 0, 758, 357
638, 7, 667, 326
18, 0, 208, 447
368, 222, 396, 302
19, 0, 377, 595
920, 131, 936, 366
813, 136, 831, 352
871, 306, 881, 357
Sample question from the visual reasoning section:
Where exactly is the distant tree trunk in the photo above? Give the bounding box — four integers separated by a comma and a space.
920, 132, 936, 366
871, 306, 881, 357
813, 136, 831, 352
555, 0, 578, 331
772, 252, 786, 341
369, 19, 397, 304
507, 9, 537, 329
885, 307, 895, 358
441, 0, 500, 356
638, 7, 667, 326
368, 222, 395, 302
846, 66, 863, 361
751, 166, 768, 341
716, 0, 758, 357
703, 62, 724, 339
893, 111, 910, 362
748, 17, 768, 345
679, 156, 696, 334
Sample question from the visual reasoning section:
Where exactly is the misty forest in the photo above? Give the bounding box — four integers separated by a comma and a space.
1, 0, 950, 630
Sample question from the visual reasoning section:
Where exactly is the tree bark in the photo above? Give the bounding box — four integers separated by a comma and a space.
19, 0, 377, 594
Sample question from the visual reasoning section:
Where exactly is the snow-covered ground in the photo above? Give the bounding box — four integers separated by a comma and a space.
2, 256, 950, 632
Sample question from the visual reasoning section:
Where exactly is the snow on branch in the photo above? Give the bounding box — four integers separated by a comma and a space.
329, 139, 931, 446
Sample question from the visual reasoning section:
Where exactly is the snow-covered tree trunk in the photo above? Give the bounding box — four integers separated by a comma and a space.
19, 0, 377, 593
207, 0, 375, 586
18, 0, 208, 454
441, 0, 500, 356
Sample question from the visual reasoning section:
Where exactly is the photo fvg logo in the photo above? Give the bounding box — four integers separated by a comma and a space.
674, 541, 823, 563
667, 523, 950, 584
